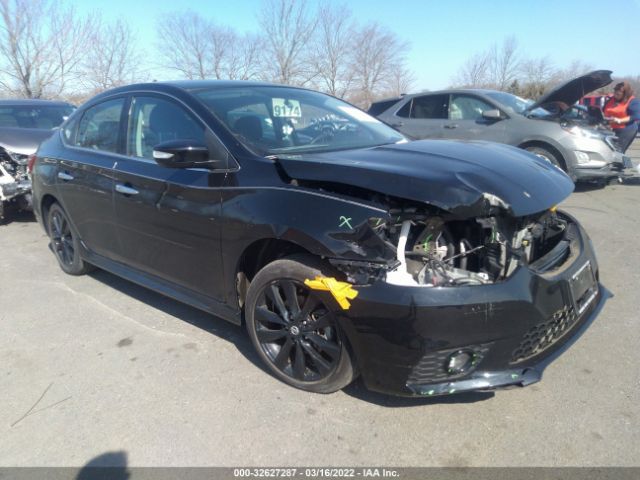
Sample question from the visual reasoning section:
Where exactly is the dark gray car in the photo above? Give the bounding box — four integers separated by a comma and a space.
371, 70, 627, 182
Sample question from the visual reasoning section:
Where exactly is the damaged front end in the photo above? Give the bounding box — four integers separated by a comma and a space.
274, 140, 601, 396
326, 199, 603, 396
0, 149, 33, 221
367, 202, 573, 288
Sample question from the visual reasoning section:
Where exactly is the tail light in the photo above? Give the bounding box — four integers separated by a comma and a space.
27, 154, 37, 174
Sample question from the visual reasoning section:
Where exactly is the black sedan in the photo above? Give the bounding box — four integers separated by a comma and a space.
31, 81, 603, 397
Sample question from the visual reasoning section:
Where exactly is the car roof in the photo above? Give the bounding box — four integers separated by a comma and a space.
372, 89, 506, 106
159, 80, 281, 90
0, 98, 74, 107
405, 88, 504, 98
85, 80, 314, 106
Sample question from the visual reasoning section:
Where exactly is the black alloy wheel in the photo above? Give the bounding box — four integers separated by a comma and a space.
255, 279, 340, 381
50, 208, 74, 266
47, 203, 92, 275
245, 255, 356, 393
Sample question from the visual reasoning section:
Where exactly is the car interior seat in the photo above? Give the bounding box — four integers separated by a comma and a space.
233, 116, 263, 143
142, 103, 203, 157
92, 121, 119, 151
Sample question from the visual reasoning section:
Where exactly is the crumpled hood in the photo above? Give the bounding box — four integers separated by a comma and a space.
0, 127, 55, 155
277, 140, 574, 217
527, 70, 612, 111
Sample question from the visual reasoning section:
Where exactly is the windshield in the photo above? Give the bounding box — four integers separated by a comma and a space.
192, 86, 405, 155
484, 91, 550, 116
0, 105, 75, 129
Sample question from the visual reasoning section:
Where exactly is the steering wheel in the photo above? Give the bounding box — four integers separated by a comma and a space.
308, 123, 336, 145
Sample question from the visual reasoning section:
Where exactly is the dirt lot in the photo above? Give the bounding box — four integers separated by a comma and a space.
0, 181, 638, 468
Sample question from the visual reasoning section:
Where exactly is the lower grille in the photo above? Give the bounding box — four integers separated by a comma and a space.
407, 344, 491, 385
510, 305, 578, 363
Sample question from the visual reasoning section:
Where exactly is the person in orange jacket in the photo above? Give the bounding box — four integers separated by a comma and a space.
603, 81, 639, 154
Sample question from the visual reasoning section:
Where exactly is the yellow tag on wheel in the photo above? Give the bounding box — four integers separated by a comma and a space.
304, 276, 358, 310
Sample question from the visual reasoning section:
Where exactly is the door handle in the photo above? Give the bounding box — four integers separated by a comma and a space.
115, 184, 139, 195
57, 172, 74, 181
391, 122, 404, 127
444, 124, 458, 129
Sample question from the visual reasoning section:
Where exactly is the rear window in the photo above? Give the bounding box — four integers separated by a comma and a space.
368, 98, 402, 116
74, 98, 124, 153
410, 94, 449, 119
0, 105, 74, 129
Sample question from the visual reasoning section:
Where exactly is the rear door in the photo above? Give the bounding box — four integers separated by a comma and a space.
441, 94, 506, 142
55, 97, 124, 259
391, 94, 449, 139
112, 94, 228, 301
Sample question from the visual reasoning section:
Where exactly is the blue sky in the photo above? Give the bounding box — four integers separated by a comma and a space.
76, 0, 639, 90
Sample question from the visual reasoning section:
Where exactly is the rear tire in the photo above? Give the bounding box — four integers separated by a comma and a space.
47, 203, 93, 275
245, 254, 356, 393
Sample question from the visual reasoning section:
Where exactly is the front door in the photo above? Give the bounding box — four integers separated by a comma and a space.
441, 94, 506, 142
112, 94, 227, 301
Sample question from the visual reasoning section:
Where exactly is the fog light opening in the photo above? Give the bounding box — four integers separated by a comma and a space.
575, 151, 590, 164
446, 350, 477, 375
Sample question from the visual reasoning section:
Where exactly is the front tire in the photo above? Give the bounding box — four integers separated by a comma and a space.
47, 203, 93, 275
525, 145, 564, 171
245, 255, 356, 393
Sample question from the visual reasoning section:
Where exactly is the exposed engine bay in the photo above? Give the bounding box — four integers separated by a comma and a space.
0, 149, 32, 220
376, 207, 569, 287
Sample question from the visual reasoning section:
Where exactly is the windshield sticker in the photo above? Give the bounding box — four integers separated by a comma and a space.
337, 106, 381, 123
272, 98, 302, 117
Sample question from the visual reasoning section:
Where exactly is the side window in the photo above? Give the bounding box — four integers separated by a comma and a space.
227, 103, 275, 143
75, 98, 125, 153
411, 95, 449, 119
62, 114, 80, 144
450, 95, 494, 120
127, 96, 206, 160
396, 100, 412, 118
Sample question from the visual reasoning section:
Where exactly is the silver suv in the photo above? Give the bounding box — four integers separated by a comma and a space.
371, 70, 627, 182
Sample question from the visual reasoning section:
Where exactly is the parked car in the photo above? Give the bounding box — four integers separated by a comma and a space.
32, 81, 602, 397
371, 70, 626, 183
579, 94, 612, 110
0, 99, 74, 220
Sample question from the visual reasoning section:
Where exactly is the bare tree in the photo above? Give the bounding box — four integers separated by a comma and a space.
488, 35, 520, 90
452, 51, 491, 88
383, 66, 415, 97
257, 0, 317, 85
349, 22, 408, 108
83, 18, 143, 92
554, 59, 595, 83
156, 12, 213, 80
226, 33, 262, 80
452, 35, 520, 90
519, 56, 556, 98
157, 11, 267, 81
0, 0, 94, 98
310, 3, 355, 97
209, 25, 237, 79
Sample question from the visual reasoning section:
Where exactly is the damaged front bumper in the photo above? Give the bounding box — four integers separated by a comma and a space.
333, 212, 604, 397
572, 151, 633, 182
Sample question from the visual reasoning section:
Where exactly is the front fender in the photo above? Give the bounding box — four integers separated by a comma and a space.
220, 186, 394, 304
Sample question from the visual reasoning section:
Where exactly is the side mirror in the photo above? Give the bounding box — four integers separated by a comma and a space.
152, 140, 222, 169
482, 109, 502, 120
